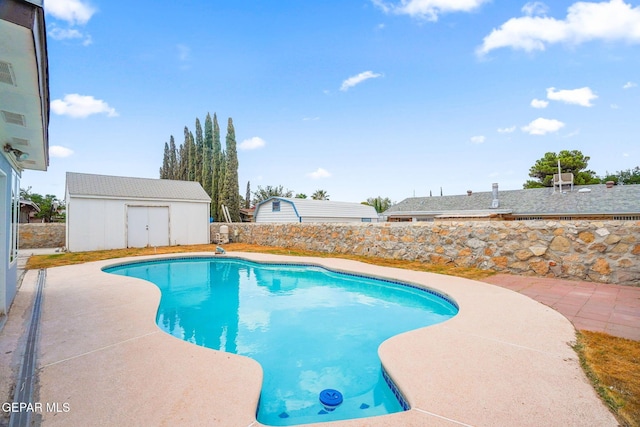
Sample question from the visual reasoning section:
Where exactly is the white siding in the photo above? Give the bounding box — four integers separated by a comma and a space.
67, 197, 209, 252
170, 202, 210, 245
254, 200, 300, 223
302, 217, 378, 223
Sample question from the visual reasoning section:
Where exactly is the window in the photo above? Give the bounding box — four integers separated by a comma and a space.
361, 218, 372, 222
272, 201, 280, 212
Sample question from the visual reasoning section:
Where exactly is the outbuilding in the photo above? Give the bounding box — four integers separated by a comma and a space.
65, 172, 211, 252
254, 197, 379, 223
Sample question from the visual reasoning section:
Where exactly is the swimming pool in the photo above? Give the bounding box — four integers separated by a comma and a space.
104, 257, 458, 425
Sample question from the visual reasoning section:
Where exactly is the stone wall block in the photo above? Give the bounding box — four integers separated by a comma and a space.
209, 222, 640, 285
19, 223, 66, 249
549, 235, 571, 252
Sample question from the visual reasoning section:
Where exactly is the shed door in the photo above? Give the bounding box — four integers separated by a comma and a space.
127, 206, 169, 248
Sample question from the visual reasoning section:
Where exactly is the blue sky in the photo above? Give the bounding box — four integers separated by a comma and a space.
23, 0, 640, 204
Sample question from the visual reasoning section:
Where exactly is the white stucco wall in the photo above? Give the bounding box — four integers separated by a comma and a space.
66, 196, 210, 252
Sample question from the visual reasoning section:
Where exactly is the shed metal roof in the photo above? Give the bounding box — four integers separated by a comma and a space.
384, 184, 640, 217
66, 172, 211, 202
257, 197, 378, 219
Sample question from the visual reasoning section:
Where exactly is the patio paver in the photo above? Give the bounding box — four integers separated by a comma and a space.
481, 274, 640, 341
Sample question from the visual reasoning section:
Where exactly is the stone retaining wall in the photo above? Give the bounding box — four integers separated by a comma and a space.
212, 221, 640, 286
19, 223, 65, 249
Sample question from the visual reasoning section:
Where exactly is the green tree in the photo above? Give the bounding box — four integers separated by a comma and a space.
524, 150, 599, 188
194, 118, 204, 185
252, 185, 293, 205
363, 196, 393, 213
216, 149, 226, 220
601, 166, 640, 185
159, 142, 170, 179
221, 118, 240, 221
245, 181, 251, 209
20, 188, 64, 222
202, 114, 213, 195
168, 135, 177, 180
311, 189, 329, 200
295, 193, 307, 199
177, 141, 188, 180
211, 113, 222, 220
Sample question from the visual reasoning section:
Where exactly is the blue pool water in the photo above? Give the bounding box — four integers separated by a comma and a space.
104, 257, 458, 425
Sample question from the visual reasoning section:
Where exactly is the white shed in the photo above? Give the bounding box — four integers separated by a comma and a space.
254, 197, 379, 223
65, 172, 211, 252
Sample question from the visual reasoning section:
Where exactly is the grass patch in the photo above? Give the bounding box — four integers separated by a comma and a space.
24, 243, 639, 426
575, 331, 640, 427
25, 244, 222, 270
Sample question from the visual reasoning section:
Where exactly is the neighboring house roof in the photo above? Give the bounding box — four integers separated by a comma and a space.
384, 184, 640, 217
66, 172, 211, 202
257, 197, 378, 219
20, 199, 40, 212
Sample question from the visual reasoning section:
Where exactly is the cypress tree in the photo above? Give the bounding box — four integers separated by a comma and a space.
217, 150, 226, 221
222, 118, 240, 222
188, 130, 196, 181
202, 113, 213, 196
168, 135, 177, 180
194, 118, 204, 186
177, 143, 187, 181
211, 113, 222, 220
245, 181, 251, 209
160, 142, 170, 179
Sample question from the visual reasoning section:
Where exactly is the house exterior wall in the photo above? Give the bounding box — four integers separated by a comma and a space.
254, 200, 300, 223
66, 196, 209, 252
0, 157, 18, 316
301, 216, 378, 223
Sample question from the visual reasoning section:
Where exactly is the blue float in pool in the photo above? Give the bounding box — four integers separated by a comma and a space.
319, 389, 343, 411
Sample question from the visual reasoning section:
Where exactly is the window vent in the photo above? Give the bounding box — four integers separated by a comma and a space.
1, 110, 26, 126
0, 61, 16, 86
12, 137, 29, 147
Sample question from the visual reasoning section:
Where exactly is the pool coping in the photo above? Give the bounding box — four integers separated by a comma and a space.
31, 252, 617, 426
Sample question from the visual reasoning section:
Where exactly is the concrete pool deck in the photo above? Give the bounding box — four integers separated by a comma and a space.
3, 252, 619, 426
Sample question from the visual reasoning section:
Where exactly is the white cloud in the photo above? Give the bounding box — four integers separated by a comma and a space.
611, 103, 620, 109
49, 145, 74, 158
530, 98, 549, 108
239, 137, 266, 150
372, 0, 489, 21
522, 2, 549, 16
477, 0, 640, 56
623, 81, 637, 89
45, 0, 96, 25
497, 126, 516, 133
51, 94, 118, 118
48, 25, 92, 45
340, 71, 382, 91
547, 86, 597, 107
470, 135, 485, 144
521, 117, 565, 135
307, 168, 331, 179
